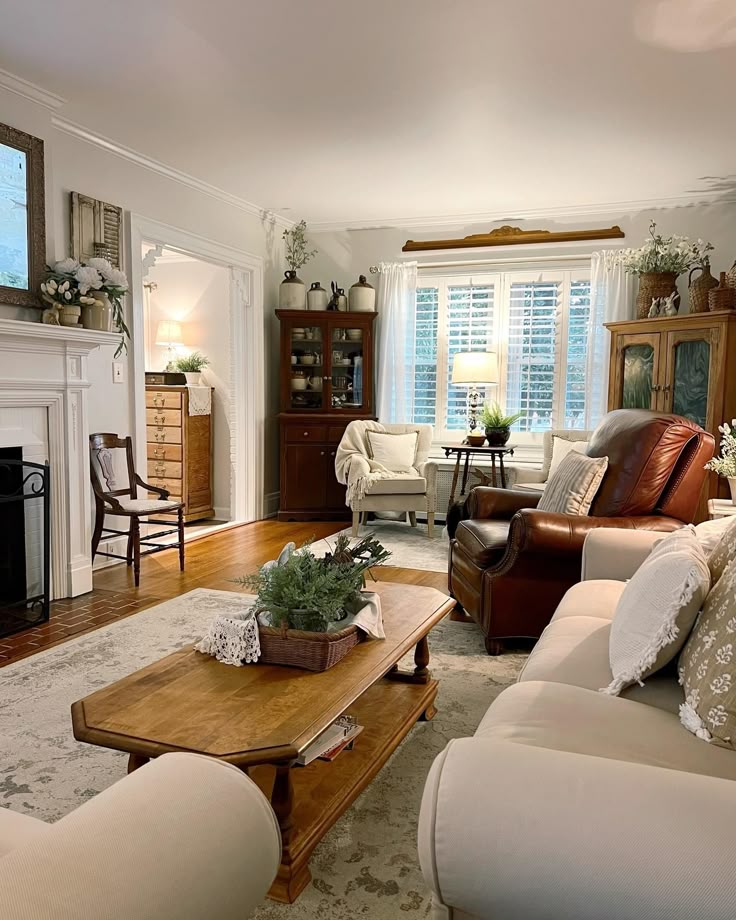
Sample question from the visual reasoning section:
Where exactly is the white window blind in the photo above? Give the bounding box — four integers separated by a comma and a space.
409, 266, 594, 442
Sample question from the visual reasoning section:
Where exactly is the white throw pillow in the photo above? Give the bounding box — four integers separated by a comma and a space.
537, 452, 608, 516
548, 437, 589, 479
366, 430, 418, 472
694, 517, 733, 555
603, 526, 710, 695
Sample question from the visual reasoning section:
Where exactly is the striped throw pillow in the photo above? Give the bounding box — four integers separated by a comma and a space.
537, 451, 608, 516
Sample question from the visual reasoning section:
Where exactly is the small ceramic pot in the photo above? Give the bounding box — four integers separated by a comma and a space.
184, 372, 203, 385
484, 426, 510, 447
291, 374, 307, 391
728, 477, 736, 505
466, 433, 486, 447
81, 292, 113, 331
307, 376, 323, 391
307, 282, 328, 311
349, 275, 376, 312
59, 305, 82, 327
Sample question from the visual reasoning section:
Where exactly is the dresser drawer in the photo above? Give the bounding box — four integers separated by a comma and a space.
285, 425, 328, 443
146, 390, 182, 410
148, 460, 182, 480
147, 426, 182, 445
328, 425, 349, 444
146, 408, 182, 428
147, 443, 183, 462
147, 478, 182, 498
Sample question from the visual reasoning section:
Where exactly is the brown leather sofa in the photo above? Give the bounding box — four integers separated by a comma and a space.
448, 410, 715, 654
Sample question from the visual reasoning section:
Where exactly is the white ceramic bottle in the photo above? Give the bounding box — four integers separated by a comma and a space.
349, 275, 376, 312
279, 271, 306, 309
307, 281, 328, 311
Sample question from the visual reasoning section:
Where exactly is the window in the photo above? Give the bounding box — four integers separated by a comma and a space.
410, 267, 594, 442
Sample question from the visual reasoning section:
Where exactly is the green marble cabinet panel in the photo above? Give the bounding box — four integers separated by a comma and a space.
622, 343, 655, 410
672, 339, 710, 428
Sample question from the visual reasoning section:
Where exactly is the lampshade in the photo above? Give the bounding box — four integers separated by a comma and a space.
451, 351, 498, 386
155, 320, 183, 346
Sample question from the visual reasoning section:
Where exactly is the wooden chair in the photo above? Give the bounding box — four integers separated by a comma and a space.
89, 433, 185, 587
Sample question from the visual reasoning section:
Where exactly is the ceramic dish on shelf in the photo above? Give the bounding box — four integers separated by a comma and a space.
346, 329, 362, 341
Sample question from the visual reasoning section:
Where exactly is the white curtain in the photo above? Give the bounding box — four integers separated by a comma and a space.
584, 250, 636, 428
376, 261, 418, 422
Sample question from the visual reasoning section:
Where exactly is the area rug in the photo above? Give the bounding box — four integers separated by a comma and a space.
0, 587, 525, 919
314, 520, 450, 573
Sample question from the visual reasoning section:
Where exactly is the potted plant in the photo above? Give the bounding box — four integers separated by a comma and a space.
616, 222, 714, 319
174, 351, 210, 385
705, 420, 736, 503
237, 535, 390, 670
280, 219, 317, 310
40, 258, 130, 356
479, 401, 524, 446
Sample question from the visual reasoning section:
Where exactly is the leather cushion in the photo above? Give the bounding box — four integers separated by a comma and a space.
587, 410, 702, 517
364, 475, 427, 495
454, 519, 509, 568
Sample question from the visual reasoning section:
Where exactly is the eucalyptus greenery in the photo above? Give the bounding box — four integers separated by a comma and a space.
479, 401, 524, 429
616, 222, 714, 276
282, 219, 317, 272
174, 351, 210, 372
237, 534, 391, 632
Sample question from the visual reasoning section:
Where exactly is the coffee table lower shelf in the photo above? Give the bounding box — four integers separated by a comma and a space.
250, 675, 438, 903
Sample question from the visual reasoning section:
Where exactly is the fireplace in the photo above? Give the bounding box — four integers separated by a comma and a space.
0, 453, 50, 638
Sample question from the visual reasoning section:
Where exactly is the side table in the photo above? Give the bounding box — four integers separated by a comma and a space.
707, 498, 736, 520
442, 443, 516, 510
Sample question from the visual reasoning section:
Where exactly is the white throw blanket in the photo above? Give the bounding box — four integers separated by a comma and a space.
335, 420, 420, 505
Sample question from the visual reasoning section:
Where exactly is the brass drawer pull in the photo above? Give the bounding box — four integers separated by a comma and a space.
154, 414, 166, 425
154, 431, 166, 443
155, 462, 166, 476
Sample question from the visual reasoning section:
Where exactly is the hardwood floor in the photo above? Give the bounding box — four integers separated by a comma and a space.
0, 521, 448, 668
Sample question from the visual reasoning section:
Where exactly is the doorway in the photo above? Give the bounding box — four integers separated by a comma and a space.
129, 215, 265, 539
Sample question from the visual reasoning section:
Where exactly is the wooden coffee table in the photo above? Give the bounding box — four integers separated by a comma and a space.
71, 582, 454, 902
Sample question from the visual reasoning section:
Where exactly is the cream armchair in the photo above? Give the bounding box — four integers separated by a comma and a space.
507, 427, 592, 491
0, 753, 281, 920
341, 422, 438, 538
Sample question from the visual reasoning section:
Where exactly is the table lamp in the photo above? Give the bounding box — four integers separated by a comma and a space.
451, 351, 498, 432
155, 320, 183, 370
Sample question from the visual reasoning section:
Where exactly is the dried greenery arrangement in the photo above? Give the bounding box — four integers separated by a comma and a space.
282, 219, 317, 272
237, 535, 391, 632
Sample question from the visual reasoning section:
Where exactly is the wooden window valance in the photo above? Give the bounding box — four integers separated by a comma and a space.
402, 224, 625, 253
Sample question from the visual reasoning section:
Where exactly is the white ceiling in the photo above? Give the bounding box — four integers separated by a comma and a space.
2, 0, 735, 226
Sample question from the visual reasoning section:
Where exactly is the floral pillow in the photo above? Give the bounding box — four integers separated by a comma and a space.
706, 515, 736, 584
679, 555, 736, 749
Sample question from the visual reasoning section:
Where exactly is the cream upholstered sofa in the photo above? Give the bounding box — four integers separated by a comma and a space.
507, 427, 592, 491
0, 753, 280, 920
419, 528, 736, 920
343, 422, 438, 538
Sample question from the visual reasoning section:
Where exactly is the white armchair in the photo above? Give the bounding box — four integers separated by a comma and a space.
340, 422, 438, 538
508, 427, 592, 491
0, 753, 281, 920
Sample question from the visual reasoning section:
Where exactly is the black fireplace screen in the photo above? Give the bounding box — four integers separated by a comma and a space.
0, 456, 50, 638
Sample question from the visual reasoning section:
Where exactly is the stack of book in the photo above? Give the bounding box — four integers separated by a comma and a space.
296, 714, 364, 766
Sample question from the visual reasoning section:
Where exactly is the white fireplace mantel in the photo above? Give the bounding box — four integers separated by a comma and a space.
0, 318, 118, 598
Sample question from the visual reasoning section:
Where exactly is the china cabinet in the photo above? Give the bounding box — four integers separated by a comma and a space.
606, 311, 736, 510
277, 310, 376, 521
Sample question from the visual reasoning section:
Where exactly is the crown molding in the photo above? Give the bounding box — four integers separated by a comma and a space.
0, 67, 66, 110
308, 191, 736, 234
51, 116, 294, 230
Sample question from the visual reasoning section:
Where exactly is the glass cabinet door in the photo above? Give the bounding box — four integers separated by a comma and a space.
621, 341, 656, 410
288, 320, 326, 411
330, 324, 365, 411
666, 332, 715, 429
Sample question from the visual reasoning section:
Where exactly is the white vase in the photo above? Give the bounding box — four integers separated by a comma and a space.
279, 271, 306, 309
184, 372, 203, 386
81, 292, 113, 332
728, 477, 736, 505
307, 282, 328, 311
349, 275, 376, 312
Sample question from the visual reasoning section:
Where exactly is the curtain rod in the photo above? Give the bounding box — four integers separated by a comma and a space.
369, 252, 594, 272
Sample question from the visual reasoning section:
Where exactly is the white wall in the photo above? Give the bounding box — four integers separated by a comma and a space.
145, 255, 232, 519
0, 86, 285, 498
308, 202, 736, 307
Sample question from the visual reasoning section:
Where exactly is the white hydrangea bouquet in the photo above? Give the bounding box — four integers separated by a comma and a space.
41, 257, 130, 356
614, 221, 713, 275
705, 420, 736, 501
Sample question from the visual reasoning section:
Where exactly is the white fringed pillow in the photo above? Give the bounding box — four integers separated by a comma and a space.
366, 430, 418, 472
603, 526, 710, 696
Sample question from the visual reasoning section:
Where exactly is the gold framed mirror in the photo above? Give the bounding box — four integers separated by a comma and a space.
0, 122, 45, 308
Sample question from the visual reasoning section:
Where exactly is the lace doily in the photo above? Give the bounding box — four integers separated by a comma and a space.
187, 385, 212, 416
195, 608, 261, 666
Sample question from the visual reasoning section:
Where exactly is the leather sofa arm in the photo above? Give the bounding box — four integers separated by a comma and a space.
466, 486, 541, 520
419, 738, 736, 920
0, 753, 280, 920
506, 509, 681, 558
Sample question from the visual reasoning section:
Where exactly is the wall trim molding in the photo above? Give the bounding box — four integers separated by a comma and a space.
0, 67, 66, 110
264, 491, 280, 518
308, 191, 736, 234
52, 116, 293, 230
